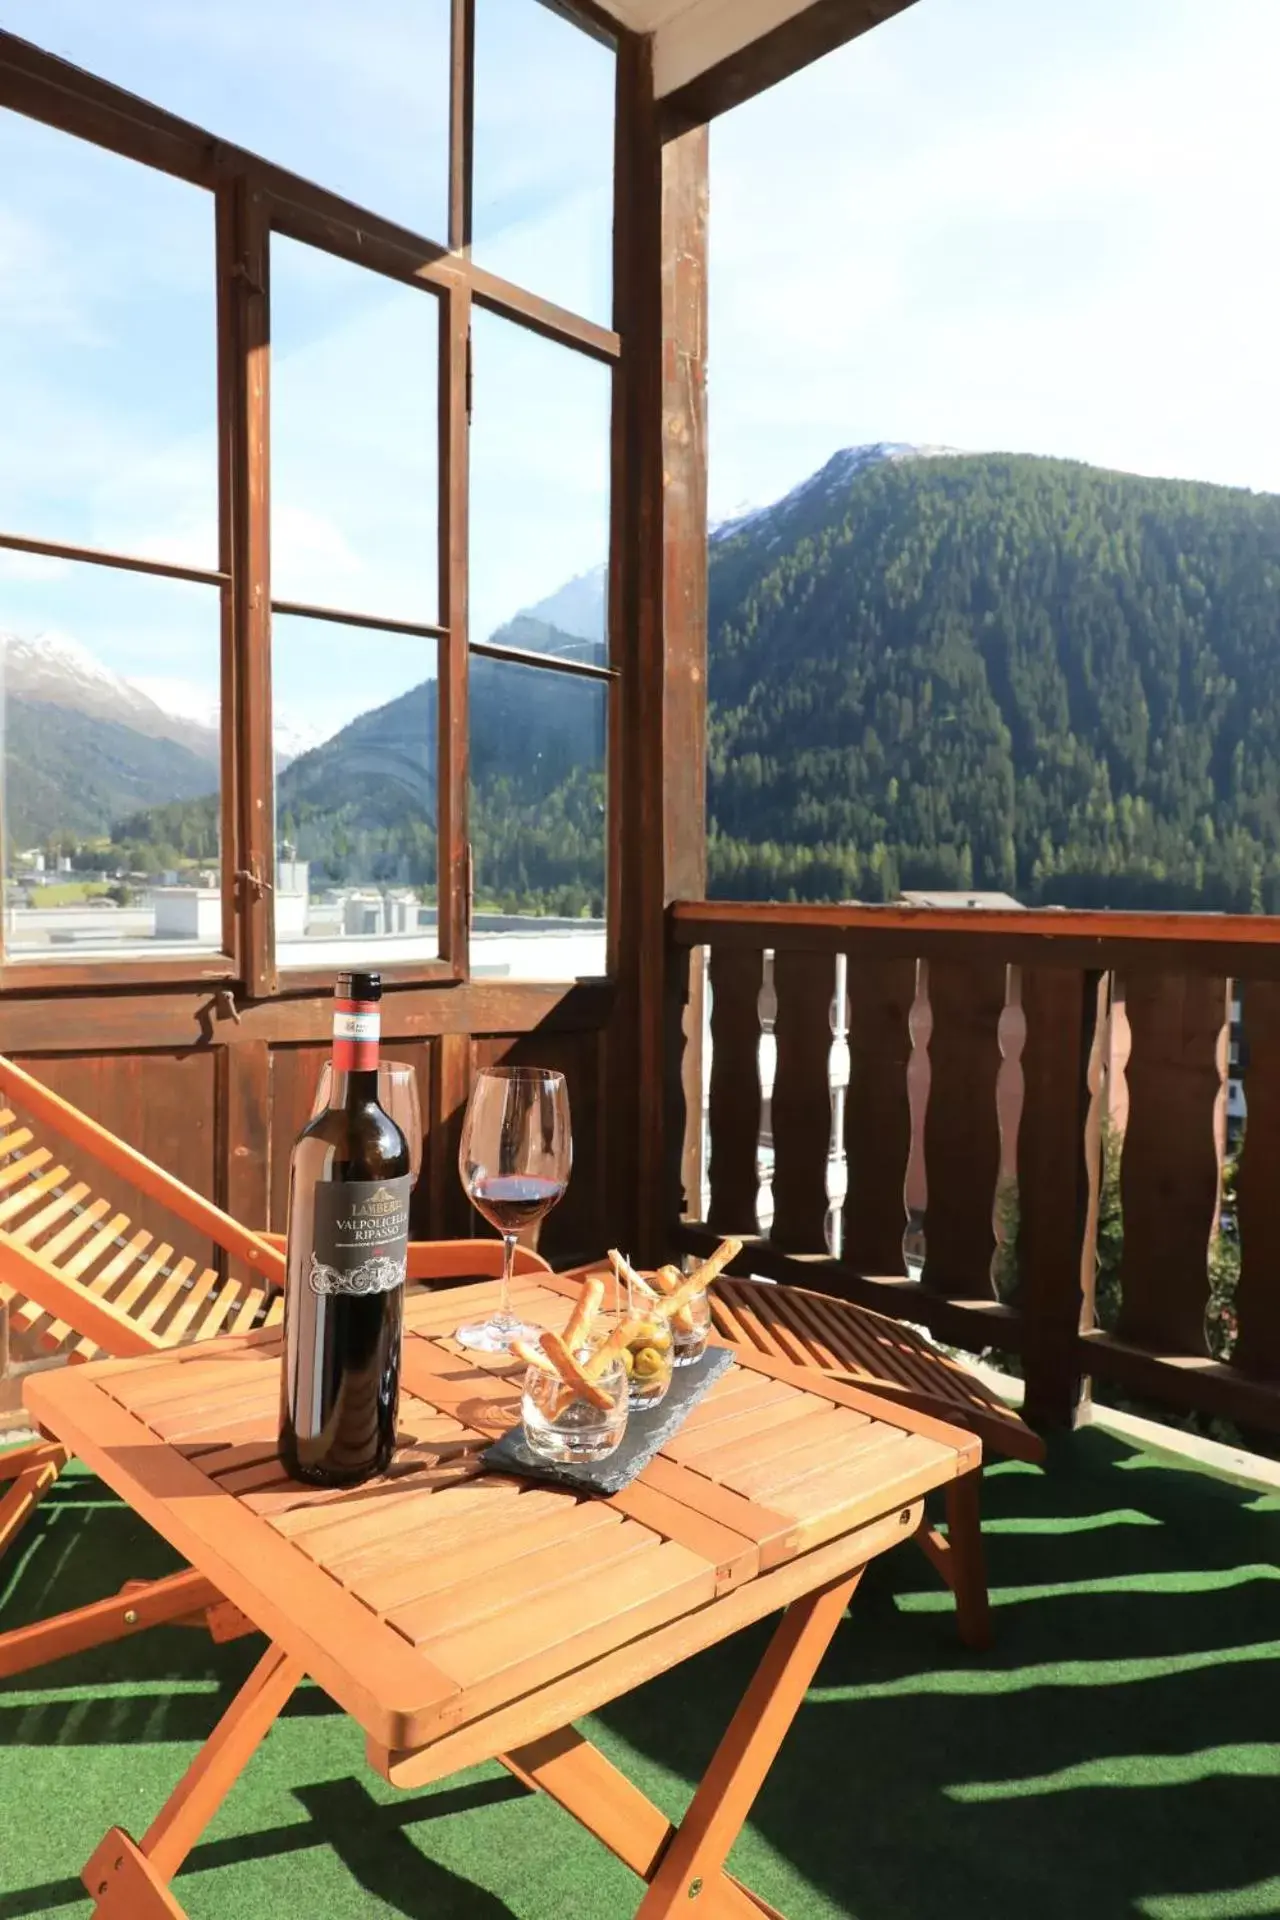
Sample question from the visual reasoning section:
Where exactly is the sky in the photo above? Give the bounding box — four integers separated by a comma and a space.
0, 0, 1277, 745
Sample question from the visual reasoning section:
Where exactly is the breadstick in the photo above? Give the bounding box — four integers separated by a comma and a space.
689, 1237, 743, 1290
582, 1315, 647, 1380
608, 1248, 661, 1302
653, 1268, 715, 1326
653, 1264, 696, 1334
511, 1337, 556, 1374
540, 1330, 614, 1411
562, 1275, 605, 1352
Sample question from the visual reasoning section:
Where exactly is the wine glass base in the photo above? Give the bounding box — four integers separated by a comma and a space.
455, 1313, 538, 1355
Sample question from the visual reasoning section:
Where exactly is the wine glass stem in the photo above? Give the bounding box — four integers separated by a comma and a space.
499, 1232, 518, 1326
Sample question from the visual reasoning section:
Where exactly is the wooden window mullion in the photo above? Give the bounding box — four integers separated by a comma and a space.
437, 278, 472, 978
223, 172, 276, 998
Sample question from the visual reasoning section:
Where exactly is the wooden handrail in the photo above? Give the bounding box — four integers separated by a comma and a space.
670, 900, 1280, 978
0, 1055, 284, 1283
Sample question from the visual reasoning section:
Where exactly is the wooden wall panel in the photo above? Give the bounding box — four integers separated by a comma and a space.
11, 1049, 220, 1271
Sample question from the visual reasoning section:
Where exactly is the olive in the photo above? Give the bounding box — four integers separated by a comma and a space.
633, 1346, 665, 1379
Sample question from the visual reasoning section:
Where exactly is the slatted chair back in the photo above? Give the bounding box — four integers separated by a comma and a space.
0, 1052, 285, 1368
711, 1275, 1044, 1464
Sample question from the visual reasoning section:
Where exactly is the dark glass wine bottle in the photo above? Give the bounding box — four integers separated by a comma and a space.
279, 970, 411, 1486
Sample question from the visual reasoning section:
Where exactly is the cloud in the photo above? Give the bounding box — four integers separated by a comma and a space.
707, 0, 1280, 519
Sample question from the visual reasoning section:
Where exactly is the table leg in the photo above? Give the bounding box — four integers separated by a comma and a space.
82, 1640, 304, 1918
0, 1438, 66, 1559
0, 1566, 222, 1681
916, 1470, 992, 1650
503, 1565, 864, 1920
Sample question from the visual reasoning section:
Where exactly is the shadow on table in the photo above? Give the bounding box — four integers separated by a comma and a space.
592, 1426, 1280, 1920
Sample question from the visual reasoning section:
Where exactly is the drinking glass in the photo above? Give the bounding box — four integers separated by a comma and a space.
455, 1065, 571, 1353
671, 1285, 712, 1367
521, 1351, 627, 1464
615, 1266, 674, 1410
312, 1060, 423, 1186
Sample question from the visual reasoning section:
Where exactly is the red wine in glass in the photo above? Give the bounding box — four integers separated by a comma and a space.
456, 1067, 572, 1353
469, 1174, 567, 1236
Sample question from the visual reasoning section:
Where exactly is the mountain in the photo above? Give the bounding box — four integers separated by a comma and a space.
519, 571, 606, 646
19, 447, 1280, 919
706, 448, 1280, 911
274, 616, 606, 913
3, 698, 221, 848
1, 631, 222, 846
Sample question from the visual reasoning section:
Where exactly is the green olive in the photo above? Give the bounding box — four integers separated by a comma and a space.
633, 1346, 665, 1379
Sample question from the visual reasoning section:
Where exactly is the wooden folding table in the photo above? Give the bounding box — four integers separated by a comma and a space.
24, 1269, 981, 1919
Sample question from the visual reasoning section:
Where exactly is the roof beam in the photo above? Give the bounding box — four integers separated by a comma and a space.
657, 0, 919, 138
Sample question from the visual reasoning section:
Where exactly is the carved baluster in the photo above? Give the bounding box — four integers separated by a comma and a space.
770, 950, 839, 1253
843, 954, 917, 1276
903, 960, 932, 1277
757, 952, 777, 1236
706, 944, 765, 1238
920, 957, 1008, 1298
992, 967, 1027, 1299
1231, 980, 1280, 1380
1116, 972, 1230, 1355
1017, 967, 1104, 1425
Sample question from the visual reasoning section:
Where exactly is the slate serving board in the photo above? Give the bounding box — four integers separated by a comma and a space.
481, 1344, 735, 1494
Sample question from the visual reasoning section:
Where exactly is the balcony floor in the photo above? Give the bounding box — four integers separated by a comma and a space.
2, 1427, 1278, 1920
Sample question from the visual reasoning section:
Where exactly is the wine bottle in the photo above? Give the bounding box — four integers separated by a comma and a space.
279, 970, 411, 1486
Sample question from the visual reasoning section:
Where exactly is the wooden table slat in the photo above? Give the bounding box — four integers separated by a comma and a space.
25, 1274, 979, 1761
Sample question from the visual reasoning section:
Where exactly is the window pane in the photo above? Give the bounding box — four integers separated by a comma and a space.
1, 0, 450, 239
272, 615, 439, 968
474, 0, 614, 324
471, 656, 606, 981
272, 236, 440, 626
469, 311, 610, 662
0, 552, 222, 958
0, 109, 216, 562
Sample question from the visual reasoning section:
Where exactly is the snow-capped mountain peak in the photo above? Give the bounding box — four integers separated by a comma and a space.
712, 441, 962, 543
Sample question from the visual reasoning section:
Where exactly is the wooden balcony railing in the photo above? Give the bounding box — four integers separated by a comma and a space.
666, 901, 1280, 1433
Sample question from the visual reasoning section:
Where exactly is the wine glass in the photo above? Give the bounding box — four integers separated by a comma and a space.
455, 1066, 571, 1353
312, 1060, 423, 1186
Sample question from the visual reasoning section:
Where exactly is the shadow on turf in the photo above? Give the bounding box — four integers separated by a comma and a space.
0, 1775, 526, 1920
594, 1427, 1280, 1920
6, 1429, 1280, 1919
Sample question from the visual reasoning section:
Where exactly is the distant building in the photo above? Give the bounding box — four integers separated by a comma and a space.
154, 888, 221, 943
898, 890, 1024, 910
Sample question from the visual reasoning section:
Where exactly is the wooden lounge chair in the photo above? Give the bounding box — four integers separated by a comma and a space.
0, 1049, 548, 1580
709, 1274, 1046, 1648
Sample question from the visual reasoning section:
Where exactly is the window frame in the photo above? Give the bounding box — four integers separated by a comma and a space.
0, 0, 621, 998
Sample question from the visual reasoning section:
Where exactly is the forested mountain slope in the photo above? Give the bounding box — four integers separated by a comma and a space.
708, 451, 1280, 910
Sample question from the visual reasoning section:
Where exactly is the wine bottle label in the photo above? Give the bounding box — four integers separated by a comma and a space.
307, 1176, 410, 1297
332, 999, 380, 1071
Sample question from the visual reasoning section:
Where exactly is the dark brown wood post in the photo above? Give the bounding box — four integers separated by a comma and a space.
610, 35, 709, 1263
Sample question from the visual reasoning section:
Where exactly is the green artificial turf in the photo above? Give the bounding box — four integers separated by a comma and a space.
2, 1428, 1279, 1919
